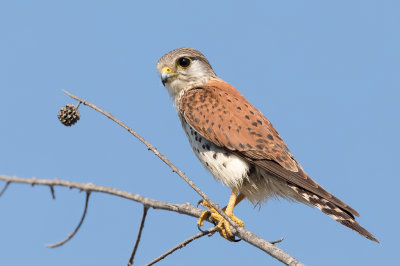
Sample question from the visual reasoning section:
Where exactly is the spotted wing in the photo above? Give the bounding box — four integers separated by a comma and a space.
179, 79, 359, 217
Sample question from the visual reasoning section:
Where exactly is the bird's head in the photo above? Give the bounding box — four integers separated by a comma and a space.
156, 48, 216, 102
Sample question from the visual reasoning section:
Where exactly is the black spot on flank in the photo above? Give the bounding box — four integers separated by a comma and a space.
224, 152, 230, 157
222, 162, 227, 168
206, 162, 209, 166
256, 144, 264, 150
213, 153, 217, 159
267, 134, 274, 140
251, 122, 258, 127
245, 115, 250, 120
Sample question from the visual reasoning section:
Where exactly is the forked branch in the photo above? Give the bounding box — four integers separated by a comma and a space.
0, 175, 303, 265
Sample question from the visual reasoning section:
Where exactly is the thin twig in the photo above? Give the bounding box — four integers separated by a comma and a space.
128, 205, 149, 266
0, 175, 303, 265
60, 90, 304, 266
146, 226, 218, 266
49, 185, 56, 199
270, 238, 284, 245
0, 181, 10, 196
46, 191, 91, 248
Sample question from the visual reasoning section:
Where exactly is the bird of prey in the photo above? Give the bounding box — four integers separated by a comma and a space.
156, 48, 378, 243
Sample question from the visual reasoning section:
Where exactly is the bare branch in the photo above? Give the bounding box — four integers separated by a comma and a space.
0, 181, 10, 196
60, 91, 304, 265
0, 175, 304, 265
146, 226, 218, 266
49, 185, 56, 199
0, 175, 203, 218
46, 191, 91, 248
270, 237, 285, 245
128, 205, 149, 266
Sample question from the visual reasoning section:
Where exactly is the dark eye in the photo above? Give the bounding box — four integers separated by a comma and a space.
177, 57, 192, 68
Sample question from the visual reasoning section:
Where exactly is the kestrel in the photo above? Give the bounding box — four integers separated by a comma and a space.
157, 48, 378, 243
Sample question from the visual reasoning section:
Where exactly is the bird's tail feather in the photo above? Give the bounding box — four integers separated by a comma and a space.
289, 185, 379, 243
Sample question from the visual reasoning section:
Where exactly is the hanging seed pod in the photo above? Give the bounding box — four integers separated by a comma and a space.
57, 104, 80, 126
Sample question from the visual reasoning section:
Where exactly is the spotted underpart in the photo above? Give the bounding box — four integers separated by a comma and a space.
180, 116, 310, 204
180, 116, 250, 189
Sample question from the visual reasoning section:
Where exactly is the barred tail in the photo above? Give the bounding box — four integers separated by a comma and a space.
289, 185, 379, 243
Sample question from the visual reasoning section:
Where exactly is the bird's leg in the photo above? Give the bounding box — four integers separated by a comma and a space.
197, 189, 245, 241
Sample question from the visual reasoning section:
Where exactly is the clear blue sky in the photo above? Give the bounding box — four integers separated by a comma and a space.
0, 1, 398, 265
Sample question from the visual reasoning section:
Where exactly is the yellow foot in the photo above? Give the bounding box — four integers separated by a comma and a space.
197, 200, 244, 242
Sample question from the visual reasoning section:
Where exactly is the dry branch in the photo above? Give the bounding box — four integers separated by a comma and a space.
0, 175, 302, 266
46, 191, 91, 248
128, 205, 149, 266
146, 226, 218, 266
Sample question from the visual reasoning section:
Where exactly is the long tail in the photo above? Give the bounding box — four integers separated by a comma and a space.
289, 185, 379, 243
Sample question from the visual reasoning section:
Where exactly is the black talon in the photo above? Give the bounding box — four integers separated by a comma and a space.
197, 223, 207, 233
197, 199, 204, 207
232, 236, 241, 242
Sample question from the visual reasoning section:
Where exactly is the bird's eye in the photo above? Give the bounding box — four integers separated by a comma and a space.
177, 57, 192, 68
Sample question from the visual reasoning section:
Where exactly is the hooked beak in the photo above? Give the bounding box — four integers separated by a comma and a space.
160, 66, 177, 86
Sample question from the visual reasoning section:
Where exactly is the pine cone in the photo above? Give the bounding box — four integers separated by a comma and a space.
58, 104, 80, 126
